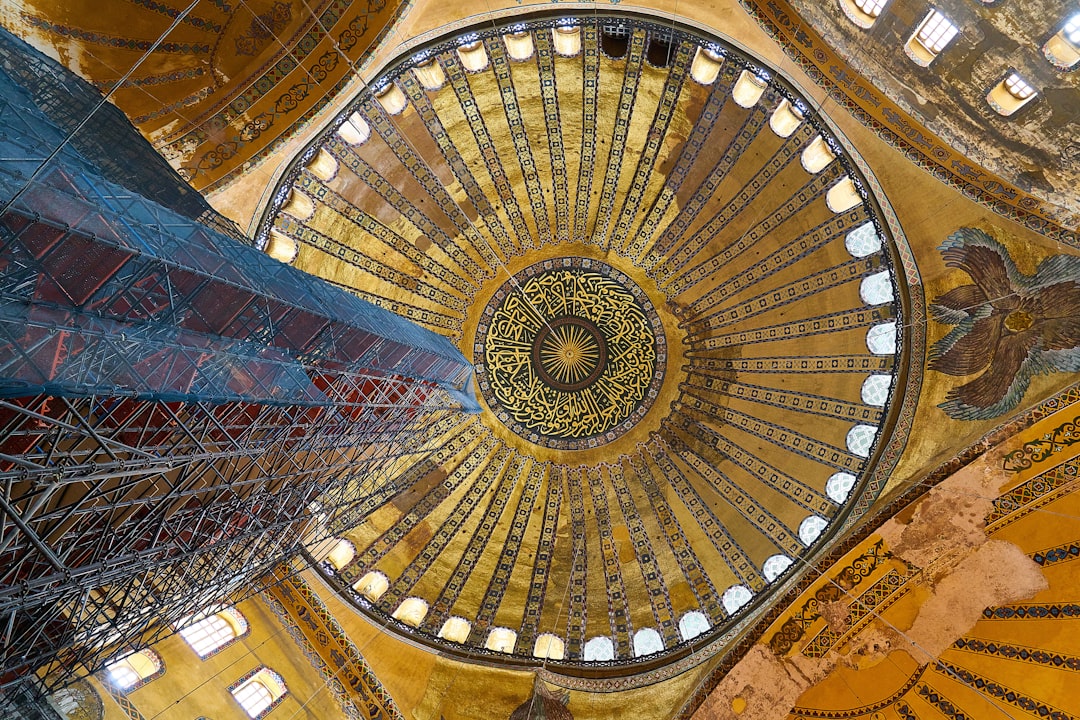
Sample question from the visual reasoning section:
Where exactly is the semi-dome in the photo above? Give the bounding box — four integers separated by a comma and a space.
262, 11, 909, 672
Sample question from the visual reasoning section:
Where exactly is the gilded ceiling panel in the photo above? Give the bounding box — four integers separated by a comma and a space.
0, 0, 408, 192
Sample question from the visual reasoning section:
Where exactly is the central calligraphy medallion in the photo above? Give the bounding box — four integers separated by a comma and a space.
534, 318, 606, 391
476, 258, 666, 450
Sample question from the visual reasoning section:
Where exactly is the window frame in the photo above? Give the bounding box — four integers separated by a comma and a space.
1042, 13, 1080, 69
915, 9, 960, 54
905, 8, 960, 66
177, 607, 248, 659
839, 0, 889, 29
102, 649, 164, 692
229, 667, 288, 720
986, 69, 1040, 117
1003, 72, 1036, 100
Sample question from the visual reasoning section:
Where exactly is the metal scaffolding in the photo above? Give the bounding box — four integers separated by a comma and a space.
0, 45, 476, 699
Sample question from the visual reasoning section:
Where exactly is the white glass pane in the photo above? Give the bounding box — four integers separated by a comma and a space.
485, 627, 517, 653
826, 472, 857, 503
583, 636, 615, 661
722, 585, 753, 615
107, 665, 139, 689
845, 222, 881, 258
633, 628, 664, 657
855, 0, 887, 16
799, 515, 828, 545
917, 10, 959, 54
392, 597, 428, 627
860, 270, 893, 306
866, 322, 897, 355
533, 633, 565, 659
678, 611, 710, 641
233, 680, 273, 718
763, 554, 794, 582
179, 614, 235, 657
438, 617, 470, 643
861, 374, 892, 407
1066, 14, 1080, 44
846, 424, 878, 457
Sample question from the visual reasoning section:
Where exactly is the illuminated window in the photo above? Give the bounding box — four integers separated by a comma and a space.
583, 636, 615, 661
305, 149, 338, 181
799, 515, 828, 545
763, 554, 794, 582
353, 571, 389, 601
1004, 73, 1036, 100
392, 597, 428, 627
732, 70, 769, 108
281, 189, 314, 221
178, 608, 248, 658
987, 72, 1038, 117
859, 270, 894, 305
916, 10, 959, 53
413, 58, 446, 90
485, 627, 517, 653
827, 472, 856, 503
906, 9, 959, 66
632, 628, 664, 657
457, 39, 489, 73
722, 585, 752, 615
1068, 14, 1080, 44
861, 374, 892, 407
265, 230, 298, 264
438, 616, 471, 643
374, 83, 407, 115
1044, 14, 1080, 69
826, 177, 862, 213
554, 23, 582, 57
325, 538, 355, 570
335, 111, 370, 145
845, 222, 882, 258
840, 0, 888, 29
846, 424, 878, 457
678, 611, 710, 641
769, 99, 804, 138
230, 667, 288, 719
854, 0, 886, 14
690, 46, 724, 85
504, 31, 535, 61
866, 321, 897, 355
533, 633, 565, 659
801, 136, 836, 174
104, 649, 163, 691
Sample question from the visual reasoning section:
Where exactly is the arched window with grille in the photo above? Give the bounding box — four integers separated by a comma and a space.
178, 607, 248, 658
103, 649, 164, 691
229, 667, 288, 719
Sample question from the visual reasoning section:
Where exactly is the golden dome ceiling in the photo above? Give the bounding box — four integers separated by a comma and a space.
261, 12, 911, 672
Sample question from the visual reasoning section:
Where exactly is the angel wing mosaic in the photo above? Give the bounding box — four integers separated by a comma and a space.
930, 227, 1080, 420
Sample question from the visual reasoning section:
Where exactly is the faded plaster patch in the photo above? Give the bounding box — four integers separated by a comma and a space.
903, 539, 1047, 659
691, 646, 829, 720
842, 625, 906, 670
818, 599, 851, 636
876, 459, 1003, 570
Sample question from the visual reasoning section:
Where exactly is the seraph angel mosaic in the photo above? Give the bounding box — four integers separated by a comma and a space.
929, 228, 1080, 421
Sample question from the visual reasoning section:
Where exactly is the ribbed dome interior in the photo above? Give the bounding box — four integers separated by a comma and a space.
262, 13, 908, 671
